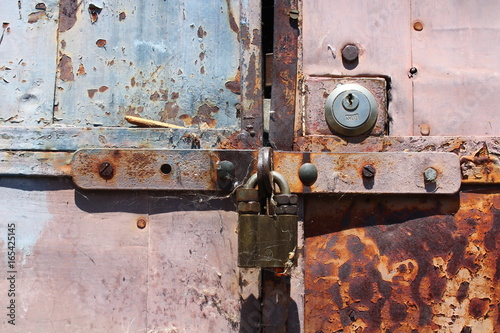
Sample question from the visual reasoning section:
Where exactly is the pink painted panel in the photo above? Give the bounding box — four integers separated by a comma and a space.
302, 0, 413, 135
147, 209, 241, 331
0, 179, 149, 332
411, 0, 500, 136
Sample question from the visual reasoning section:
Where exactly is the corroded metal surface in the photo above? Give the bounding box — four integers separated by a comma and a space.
0, 126, 238, 151
54, 0, 241, 129
268, 0, 299, 150
71, 149, 461, 193
0, 0, 59, 126
411, 0, 500, 136
304, 191, 500, 332
238, 0, 263, 148
301, 0, 413, 136
0, 151, 72, 176
72, 149, 258, 190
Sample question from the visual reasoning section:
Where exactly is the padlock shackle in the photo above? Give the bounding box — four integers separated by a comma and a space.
244, 171, 291, 195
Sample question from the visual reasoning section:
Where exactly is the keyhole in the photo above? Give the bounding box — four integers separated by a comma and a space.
341, 91, 359, 111
346, 93, 354, 106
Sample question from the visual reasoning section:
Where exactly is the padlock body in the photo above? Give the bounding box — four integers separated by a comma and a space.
238, 214, 297, 268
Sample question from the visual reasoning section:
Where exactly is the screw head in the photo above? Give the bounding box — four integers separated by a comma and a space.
424, 167, 438, 183
299, 163, 318, 186
342, 44, 359, 62
362, 165, 376, 178
98, 162, 114, 180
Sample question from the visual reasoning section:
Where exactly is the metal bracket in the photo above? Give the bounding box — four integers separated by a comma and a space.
71, 149, 461, 194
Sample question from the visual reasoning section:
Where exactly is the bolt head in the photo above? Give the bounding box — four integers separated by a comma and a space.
424, 167, 438, 183
342, 44, 359, 62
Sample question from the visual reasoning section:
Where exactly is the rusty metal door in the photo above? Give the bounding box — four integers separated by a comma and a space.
0, 0, 265, 332
2, 0, 500, 332
298, 1, 500, 332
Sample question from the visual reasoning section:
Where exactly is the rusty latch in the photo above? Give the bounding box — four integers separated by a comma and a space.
71, 149, 461, 194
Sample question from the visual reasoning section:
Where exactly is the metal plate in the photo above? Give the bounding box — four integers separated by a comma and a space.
411, 0, 500, 136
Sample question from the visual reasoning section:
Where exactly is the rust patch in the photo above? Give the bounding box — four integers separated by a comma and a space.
171, 92, 179, 100
200, 66, 205, 74
199, 51, 205, 61
251, 28, 261, 47
124, 105, 144, 116
225, 67, 241, 94
58, 55, 74, 82
77, 64, 86, 76
225, 0, 239, 33
87, 89, 98, 98
150, 91, 160, 102
130, 77, 136, 87
305, 192, 500, 332
179, 114, 192, 127
119, 12, 126, 21
28, 11, 47, 23
59, 0, 79, 32
88, 4, 102, 23
99, 86, 108, 93
96, 39, 107, 48
197, 26, 206, 38
244, 54, 259, 100
160, 102, 179, 121
192, 103, 219, 128
240, 24, 251, 50
469, 298, 489, 319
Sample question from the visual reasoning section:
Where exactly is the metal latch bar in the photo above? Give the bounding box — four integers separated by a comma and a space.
71, 149, 461, 194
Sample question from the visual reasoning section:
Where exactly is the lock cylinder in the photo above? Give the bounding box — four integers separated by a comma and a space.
325, 83, 378, 136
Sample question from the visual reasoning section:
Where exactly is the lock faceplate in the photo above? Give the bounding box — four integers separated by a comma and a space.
325, 83, 378, 136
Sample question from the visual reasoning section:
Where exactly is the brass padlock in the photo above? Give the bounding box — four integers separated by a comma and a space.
237, 171, 298, 268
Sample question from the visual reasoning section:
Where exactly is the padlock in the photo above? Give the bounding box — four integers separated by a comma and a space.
237, 171, 298, 268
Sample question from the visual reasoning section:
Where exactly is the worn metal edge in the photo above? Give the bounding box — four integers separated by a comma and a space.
0, 151, 72, 176
0, 126, 237, 151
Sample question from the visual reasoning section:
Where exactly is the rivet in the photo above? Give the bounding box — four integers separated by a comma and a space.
420, 123, 430, 136
217, 160, 235, 181
137, 218, 147, 229
299, 163, 318, 186
413, 21, 424, 31
362, 165, 376, 178
424, 167, 438, 183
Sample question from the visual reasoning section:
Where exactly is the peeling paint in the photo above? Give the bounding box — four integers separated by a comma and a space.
59, 0, 79, 32
58, 54, 74, 82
